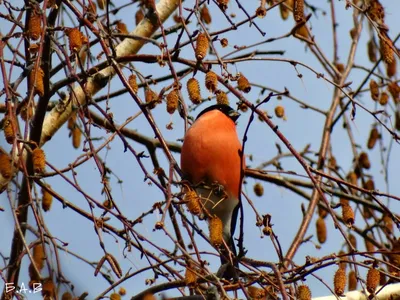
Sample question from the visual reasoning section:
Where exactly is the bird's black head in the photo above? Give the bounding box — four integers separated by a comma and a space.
196, 104, 241, 122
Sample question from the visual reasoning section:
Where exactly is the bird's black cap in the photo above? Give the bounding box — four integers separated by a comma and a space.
196, 104, 241, 122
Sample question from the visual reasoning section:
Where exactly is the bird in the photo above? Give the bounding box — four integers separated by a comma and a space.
180, 104, 245, 278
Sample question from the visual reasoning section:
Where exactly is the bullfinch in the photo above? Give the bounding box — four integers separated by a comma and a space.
180, 104, 245, 278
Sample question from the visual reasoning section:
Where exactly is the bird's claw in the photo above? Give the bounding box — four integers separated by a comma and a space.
216, 262, 239, 281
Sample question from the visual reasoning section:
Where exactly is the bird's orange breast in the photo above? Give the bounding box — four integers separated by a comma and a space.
181, 110, 244, 199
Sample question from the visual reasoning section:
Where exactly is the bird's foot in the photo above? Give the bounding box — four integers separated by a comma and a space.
216, 262, 239, 281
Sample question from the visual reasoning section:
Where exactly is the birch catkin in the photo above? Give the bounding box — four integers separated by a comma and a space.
195, 33, 209, 61
293, 0, 304, 22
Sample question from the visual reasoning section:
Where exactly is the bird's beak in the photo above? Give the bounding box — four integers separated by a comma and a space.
228, 110, 241, 122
